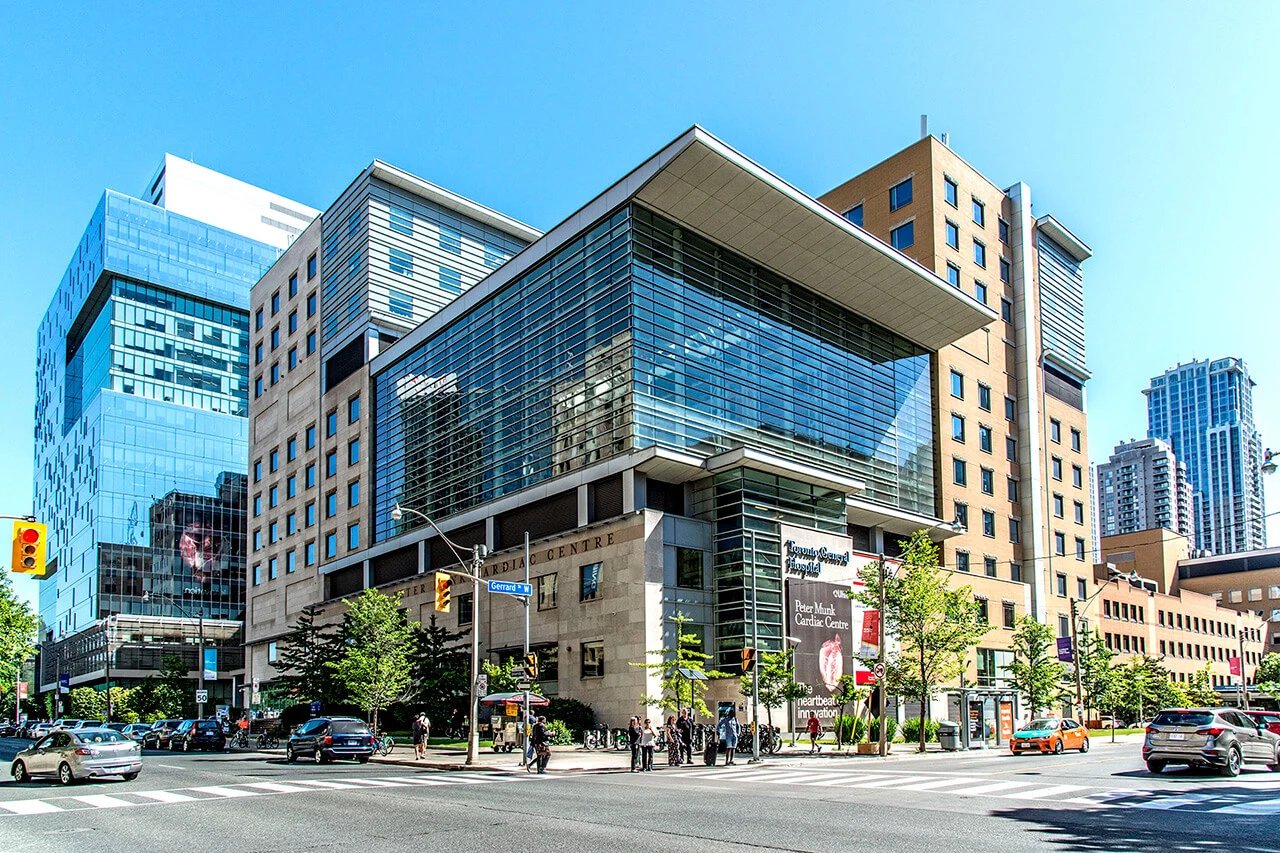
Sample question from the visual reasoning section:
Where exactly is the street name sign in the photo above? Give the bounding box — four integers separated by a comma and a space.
487, 580, 532, 597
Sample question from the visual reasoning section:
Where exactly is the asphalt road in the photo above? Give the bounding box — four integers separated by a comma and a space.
1, 736, 1278, 852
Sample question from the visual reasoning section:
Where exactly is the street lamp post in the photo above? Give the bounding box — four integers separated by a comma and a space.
747, 530, 761, 764
144, 590, 207, 718
391, 502, 486, 767
1069, 566, 1139, 723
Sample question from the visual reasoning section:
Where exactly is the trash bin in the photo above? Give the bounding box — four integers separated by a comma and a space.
938, 721, 961, 751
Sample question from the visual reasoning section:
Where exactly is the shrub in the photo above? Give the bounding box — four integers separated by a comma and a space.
833, 714, 866, 744
547, 697, 594, 738
545, 719, 574, 745
868, 716, 898, 743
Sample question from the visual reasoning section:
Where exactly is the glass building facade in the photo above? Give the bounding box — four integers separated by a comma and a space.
35, 188, 285, 686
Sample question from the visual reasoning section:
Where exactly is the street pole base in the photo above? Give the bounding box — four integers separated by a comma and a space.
747, 758, 764, 764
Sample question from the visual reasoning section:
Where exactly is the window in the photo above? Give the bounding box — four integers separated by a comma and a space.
999, 257, 1011, 283
944, 176, 958, 207
286, 437, 297, 462
1059, 614, 1071, 638
1006, 437, 1017, 461
302, 464, 315, 489
348, 480, 359, 507
439, 266, 463, 294
982, 510, 995, 538
325, 532, 337, 558
974, 281, 987, 305
1005, 396, 1016, 422
307, 254, 317, 280
254, 377, 263, 398
978, 425, 992, 453
271, 327, 280, 350
999, 218, 1010, 243
1070, 428, 1082, 452
1056, 573, 1068, 597
1078, 578, 1088, 599
255, 307, 263, 331
1050, 419, 1062, 443
269, 449, 279, 472
286, 476, 296, 499
288, 347, 297, 370
326, 492, 337, 517
945, 220, 959, 249
271, 291, 280, 315
953, 458, 967, 486
326, 411, 338, 436
348, 439, 359, 465
1009, 518, 1021, 543
388, 247, 414, 277
1010, 563, 1022, 583
980, 467, 994, 495
270, 363, 279, 385
253, 495, 262, 517
1053, 493, 1064, 517
1054, 532, 1066, 556
973, 239, 986, 267
946, 263, 961, 287
253, 460, 262, 482
305, 502, 316, 527
286, 513, 296, 535
972, 197, 985, 227
306, 425, 316, 450
985, 557, 997, 578
288, 310, 298, 334
889, 178, 912, 211
1270, 585, 1280, 599
389, 205, 412, 235
1052, 457, 1063, 480
1007, 478, 1019, 501
676, 548, 704, 589
842, 204, 863, 227
890, 221, 914, 250
950, 370, 964, 399
978, 384, 991, 411
581, 641, 604, 678
269, 522, 278, 543
286, 550, 296, 574
348, 523, 359, 550
955, 551, 970, 573
1073, 501, 1084, 524
349, 396, 360, 423
457, 592, 474, 626
954, 502, 969, 529
306, 331, 316, 355
307, 292, 317, 317
1003, 602, 1016, 629
255, 342, 263, 365
1249, 588, 1263, 602
389, 290, 413, 319
580, 563, 602, 601
269, 557, 277, 579
438, 225, 462, 254
536, 573, 558, 611
976, 598, 989, 623
952, 414, 965, 442
253, 563, 262, 585
326, 451, 337, 477
1072, 465, 1083, 488
1229, 590, 1242, 603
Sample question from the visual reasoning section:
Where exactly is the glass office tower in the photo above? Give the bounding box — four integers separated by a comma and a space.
35, 159, 315, 699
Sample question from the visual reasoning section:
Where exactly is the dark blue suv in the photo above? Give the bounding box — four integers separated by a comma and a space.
286, 717, 373, 763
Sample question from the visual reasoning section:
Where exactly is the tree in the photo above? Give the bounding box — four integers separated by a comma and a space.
411, 614, 470, 723
1256, 652, 1280, 701
276, 604, 345, 707
67, 686, 135, 721
828, 676, 865, 750
1075, 629, 1117, 717
852, 531, 990, 752
129, 675, 184, 722
0, 575, 38, 699
633, 612, 724, 719
330, 589, 415, 732
1114, 655, 1186, 722
1184, 662, 1221, 707
1004, 616, 1067, 717
739, 648, 809, 729
158, 654, 194, 717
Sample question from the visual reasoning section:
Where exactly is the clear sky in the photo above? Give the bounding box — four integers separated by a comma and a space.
2, 1, 1277, 608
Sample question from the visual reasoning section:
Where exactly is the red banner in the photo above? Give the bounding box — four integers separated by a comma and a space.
1229, 656, 1242, 676
860, 609, 880, 658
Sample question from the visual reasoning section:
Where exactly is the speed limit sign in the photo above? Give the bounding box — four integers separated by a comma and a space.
873, 662, 886, 680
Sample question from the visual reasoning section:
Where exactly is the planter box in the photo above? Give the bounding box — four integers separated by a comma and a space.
855, 743, 880, 755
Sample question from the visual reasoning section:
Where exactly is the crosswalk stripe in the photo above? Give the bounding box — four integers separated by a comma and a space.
133, 790, 197, 803
1209, 799, 1280, 815
438, 774, 501, 784
289, 780, 363, 789
382, 777, 450, 786
0, 799, 64, 814
190, 786, 258, 798
72, 795, 133, 808
239, 782, 313, 793
889, 777, 983, 791
337, 778, 408, 787
1131, 793, 1221, 810
952, 781, 1031, 797
841, 776, 912, 788
1000, 784, 1086, 800
747, 772, 837, 785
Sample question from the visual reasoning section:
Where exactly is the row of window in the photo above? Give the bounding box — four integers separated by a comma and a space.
951, 459, 1020, 499
252, 526, 358, 584
1048, 418, 1083, 452
952, 502, 1022, 545
1105, 633, 1147, 654
1157, 609, 1241, 637
253, 472, 361, 549
1051, 533, 1088, 560
953, 549, 1021, 583
1103, 599, 1144, 623
1221, 585, 1280, 604
1157, 638, 1243, 664
973, 597, 1017, 630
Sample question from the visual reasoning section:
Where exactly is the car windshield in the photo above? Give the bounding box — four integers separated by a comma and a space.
1152, 712, 1214, 727
1026, 719, 1058, 729
197, 722, 220, 732
332, 721, 371, 735
75, 730, 128, 743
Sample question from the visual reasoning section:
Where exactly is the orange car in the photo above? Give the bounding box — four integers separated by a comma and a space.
1010, 717, 1089, 754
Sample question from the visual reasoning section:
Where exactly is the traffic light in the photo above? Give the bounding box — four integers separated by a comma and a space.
740, 647, 755, 674
12, 521, 46, 576
434, 571, 452, 612
524, 652, 539, 680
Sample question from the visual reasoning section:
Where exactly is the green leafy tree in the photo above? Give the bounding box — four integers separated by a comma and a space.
1184, 662, 1221, 707
130, 673, 185, 721
330, 589, 416, 732
1075, 629, 1117, 717
276, 604, 346, 706
739, 648, 809, 729
411, 614, 470, 723
633, 612, 724, 719
1256, 652, 1280, 701
0, 575, 38, 700
67, 686, 135, 721
1115, 655, 1186, 722
853, 531, 990, 752
1004, 616, 1068, 717
158, 654, 194, 716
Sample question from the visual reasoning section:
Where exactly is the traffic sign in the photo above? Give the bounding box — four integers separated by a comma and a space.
476, 673, 488, 695
195, 689, 208, 703
310, 701, 321, 715
872, 662, 886, 680
515, 681, 533, 690
487, 580, 532, 597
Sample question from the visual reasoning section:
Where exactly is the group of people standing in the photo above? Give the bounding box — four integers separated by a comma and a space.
627, 709, 698, 771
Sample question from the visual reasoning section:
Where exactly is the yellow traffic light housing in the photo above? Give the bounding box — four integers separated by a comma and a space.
525, 652, 539, 680
434, 571, 453, 612
12, 521, 46, 576
740, 647, 755, 674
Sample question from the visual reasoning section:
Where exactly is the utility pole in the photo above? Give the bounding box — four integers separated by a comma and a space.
749, 531, 760, 764
1069, 598, 1084, 722
197, 607, 206, 719
877, 553, 887, 759
521, 531, 531, 767
467, 544, 484, 766
1239, 625, 1249, 710
104, 621, 112, 723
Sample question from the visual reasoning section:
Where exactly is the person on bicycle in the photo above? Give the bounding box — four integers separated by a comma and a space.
677, 710, 693, 764
807, 712, 823, 754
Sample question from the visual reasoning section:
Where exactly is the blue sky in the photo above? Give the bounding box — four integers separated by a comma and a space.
1, 2, 1276, 606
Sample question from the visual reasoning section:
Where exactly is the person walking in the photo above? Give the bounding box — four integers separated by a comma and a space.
718, 710, 740, 765
807, 712, 823, 755
627, 716, 642, 772
665, 715, 681, 766
639, 719, 656, 771
412, 713, 427, 760
532, 716, 550, 774
677, 710, 693, 764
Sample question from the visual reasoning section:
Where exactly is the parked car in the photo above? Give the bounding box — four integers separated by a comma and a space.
1243, 710, 1280, 737
1144, 708, 1280, 776
1091, 716, 1129, 730
142, 719, 183, 750
170, 719, 226, 752
0, 721, 17, 737
1011, 717, 1089, 754
122, 723, 152, 741
285, 717, 373, 763
11, 727, 142, 785
20, 720, 47, 739
31, 719, 83, 740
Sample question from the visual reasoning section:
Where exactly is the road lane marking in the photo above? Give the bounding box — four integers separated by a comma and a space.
1210, 799, 1280, 815
1000, 784, 1086, 800
841, 776, 912, 788
0, 800, 64, 814
189, 786, 258, 798
71, 795, 132, 808
133, 791, 197, 803
289, 780, 364, 789
239, 782, 312, 793
155, 764, 186, 770
890, 776, 984, 791
952, 781, 1032, 796
335, 779, 408, 787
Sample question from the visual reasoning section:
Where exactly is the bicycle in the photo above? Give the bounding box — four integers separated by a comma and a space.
582, 727, 609, 750
257, 731, 279, 750
230, 730, 250, 749
372, 732, 394, 756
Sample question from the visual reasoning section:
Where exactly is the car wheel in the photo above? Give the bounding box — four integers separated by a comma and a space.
286, 745, 296, 763
122, 772, 138, 781
1080, 738, 1090, 754
12, 761, 28, 783
1053, 738, 1064, 755
357, 755, 369, 764
1221, 747, 1242, 778
58, 762, 75, 786
314, 747, 325, 764
1146, 759, 1166, 774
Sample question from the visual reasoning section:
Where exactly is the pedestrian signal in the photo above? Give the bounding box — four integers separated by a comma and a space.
434, 571, 452, 612
525, 652, 538, 680
12, 522, 46, 576
741, 647, 755, 673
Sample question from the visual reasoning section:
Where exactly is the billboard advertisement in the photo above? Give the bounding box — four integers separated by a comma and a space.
788, 577, 874, 729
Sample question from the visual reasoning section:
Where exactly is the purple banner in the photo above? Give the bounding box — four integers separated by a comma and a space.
1056, 637, 1074, 663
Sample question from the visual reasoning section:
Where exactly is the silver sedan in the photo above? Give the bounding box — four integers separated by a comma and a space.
11, 728, 142, 785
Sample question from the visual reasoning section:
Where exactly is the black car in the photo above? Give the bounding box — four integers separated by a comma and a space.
286, 717, 373, 763
170, 719, 226, 752
142, 719, 183, 750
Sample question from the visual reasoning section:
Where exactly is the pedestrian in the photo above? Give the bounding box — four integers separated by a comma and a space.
412, 713, 427, 760
639, 718, 656, 771
628, 716, 642, 772
532, 716, 551, 774
677, 709, 693, 764
718, 710, 740, 765
807, 712, 823, 755
524, 712, 537, 766
665, 715, 681, 766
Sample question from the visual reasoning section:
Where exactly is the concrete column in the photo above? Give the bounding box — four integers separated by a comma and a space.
577, 484, 590, 526
622, 469, 636, 513
362, 559, 372, 590
418, 538, 427, 574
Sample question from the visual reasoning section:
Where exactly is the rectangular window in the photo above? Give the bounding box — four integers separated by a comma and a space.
286, 550, 296, 574
388, 289, 413, 319
326, 451, 337, 477
676, 547, 704, 589
253, 460, 262, 482
1050, 419, 1062, 443
1056, 573, 1068, 597
326, 411, 338, 436
1005, 396, 1016, 422
389, 205, 413, 235
305, 502, 316, 527
1055, 532, 1066, 556
1053, 493, 1064, 517
580, 562, 602, 601
255, 342, 263, 365
270, 363, 279, 385
944, 176, 958, 207
253, 564, 262, 585
1074, 539, 1084, 562
269, 557, 277, 579
1006, 437, 1017, 462
348, 523, 359, 550
1009, 518, 1021, 543
945, 220, 959, 249
953, 458, 967, 486
326, 492, 337, 517
978, 425, 992, 453
1007, 478, 1019, 501
288, 347, 297, 370
457, 592, 474, 626
1052, 457, 1063, 480
981, 468, 994, 495
1001, 297, 1013, 322
536, 573, 558, 611
288, 310, 298, 334
999, 218, 1010, 244
954, 502, 969, 529
999, 257, 1011, 283
951, 414, 965, 442
271, 327, 280, 350
269, 522, 278, 543
439, 266, 463, 294
255, 307, 263, 331
306, 425, 316, 449
972, 197, 985, 227
1078, 578, 1087, 599
439, 225, 463, 254
982, 510, 995, 538
307, 292, 317, 317
946, 263, 960, 287
889, 220, 915, 251
388, 247, 414, 277
1072, 465, 1083, 488
973, 239, 986, 267
889, 178, 912, 211
1010, 563, 1022, 583
1073, 501, 1084, 524
325, 532, 337, 558
955, 551, 970, 573
286, 513, 296, 536
307, 254, 317, 280
976, 598, 989, 623
306, 331, 316, 355
271, 291, 280, 315
1070, 428, 1082, 452
253, 495, 262, 517
581, 641, 604, 678
348, 439, 360, 465
270, 449, 279, 472
305, 464, 316, 488
348, 480, 359, 507
287, 437, 297, 461
985, 556, 997, 577
1003, 602, 1016, 629
349, 396, 360, 423
254, 377, 263, 398
974, 281, 988, 305
843, 204, 863, 227
286, 475, 296, 499
978, 384, 991, 411
950, 370, 964, 399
